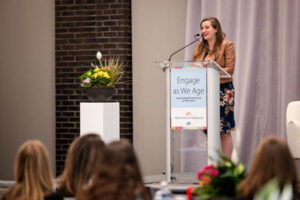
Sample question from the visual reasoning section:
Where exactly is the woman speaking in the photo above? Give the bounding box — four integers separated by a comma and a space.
193, 17, 236, 158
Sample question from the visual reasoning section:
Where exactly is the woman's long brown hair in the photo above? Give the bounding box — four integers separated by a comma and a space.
193, 17, 225, 61
5, 140, 53, 200
57, 133, 105, 197
78, 140, 151, 200
238, 136, 299, 198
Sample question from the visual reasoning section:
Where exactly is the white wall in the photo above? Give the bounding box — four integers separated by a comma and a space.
0, 0, 55, 180
132, 1, 187, 175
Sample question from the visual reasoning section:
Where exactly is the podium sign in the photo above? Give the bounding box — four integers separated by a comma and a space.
170, 66, 206, 129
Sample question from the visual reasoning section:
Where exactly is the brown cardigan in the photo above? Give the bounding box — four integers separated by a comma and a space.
193, 40, 235, 84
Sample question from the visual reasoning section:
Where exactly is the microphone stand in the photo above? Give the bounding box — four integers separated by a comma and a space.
167, 34, 202, 62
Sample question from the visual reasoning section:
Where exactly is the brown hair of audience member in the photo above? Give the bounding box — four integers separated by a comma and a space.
5, 140, 53, 200
57, 134, 105, 197
78, 140, 151, 200
238, 136, 299, 198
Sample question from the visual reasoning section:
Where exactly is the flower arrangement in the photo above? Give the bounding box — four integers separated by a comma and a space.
80, 51, 125, 88
192, 152, 246, 200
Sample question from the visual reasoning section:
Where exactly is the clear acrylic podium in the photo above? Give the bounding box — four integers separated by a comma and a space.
156, 60, 231, 183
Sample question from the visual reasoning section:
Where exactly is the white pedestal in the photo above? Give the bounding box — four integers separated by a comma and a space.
80, 102, 120, 143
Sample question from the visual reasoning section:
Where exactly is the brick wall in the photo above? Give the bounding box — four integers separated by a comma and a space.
55, 0, 132, 175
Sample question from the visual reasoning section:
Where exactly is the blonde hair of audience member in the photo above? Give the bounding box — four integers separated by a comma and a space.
57, 133, 105, 197
238, 136, 299, 198
5, 140, 53, 200
78, 140, 151, 200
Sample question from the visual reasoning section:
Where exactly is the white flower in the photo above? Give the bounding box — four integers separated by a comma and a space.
96, 51, 102, 60
231, 148, 239, 164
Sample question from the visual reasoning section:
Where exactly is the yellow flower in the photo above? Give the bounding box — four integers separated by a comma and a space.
91, 71, 110, 79
94, 72, 100, 78
102, 72, 110, 79
94, 68, 100, 72
87, 71, 92, 76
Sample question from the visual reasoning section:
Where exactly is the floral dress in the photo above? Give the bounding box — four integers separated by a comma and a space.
220, 81, 235, 134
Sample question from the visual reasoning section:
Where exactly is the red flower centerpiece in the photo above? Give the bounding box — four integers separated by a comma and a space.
191, 152, 246, 200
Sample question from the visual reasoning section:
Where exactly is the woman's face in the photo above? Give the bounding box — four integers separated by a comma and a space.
201, 20, 217, 41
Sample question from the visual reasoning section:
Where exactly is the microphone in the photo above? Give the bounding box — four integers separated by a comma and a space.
194, 33, 201, 37
168, 33, 202, 61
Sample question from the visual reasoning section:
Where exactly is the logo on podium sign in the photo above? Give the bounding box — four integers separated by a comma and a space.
170, 66, 206, 129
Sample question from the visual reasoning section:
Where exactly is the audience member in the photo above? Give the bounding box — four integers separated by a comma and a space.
2, 140, 61, 200
78, 140, 151, 200
237, 136, 299, 199
56, 134, 105, 198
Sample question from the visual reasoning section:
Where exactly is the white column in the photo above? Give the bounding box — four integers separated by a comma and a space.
165, 67, 171, 182
207, 67, 221, 163
80, 102, 120, 143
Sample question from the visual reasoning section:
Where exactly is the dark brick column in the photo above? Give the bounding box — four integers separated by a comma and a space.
55, 0, 132, 175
